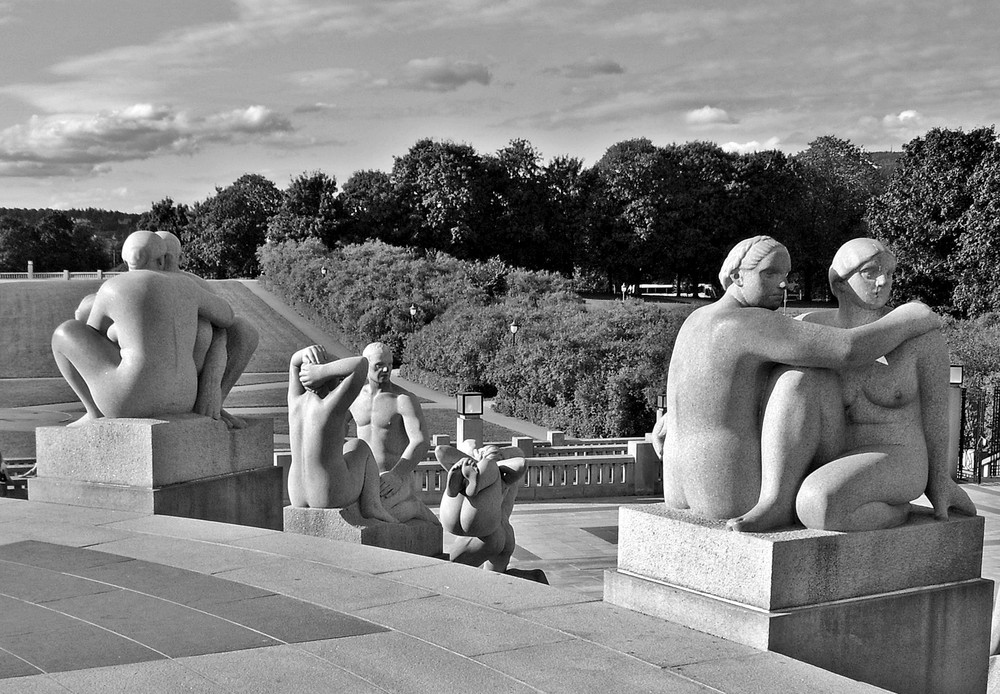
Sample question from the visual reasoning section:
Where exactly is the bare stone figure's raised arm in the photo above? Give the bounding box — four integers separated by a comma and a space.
662, 236, 941, 521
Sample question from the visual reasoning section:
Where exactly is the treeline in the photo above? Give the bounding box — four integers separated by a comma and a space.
124, 134, 895, 302
258, 239, 687, 436
0, 209, 140, 272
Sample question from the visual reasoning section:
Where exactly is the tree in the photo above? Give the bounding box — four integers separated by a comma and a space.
952, 147, 1000, 315
867, 126, 999, 311
390, 138, 501, 257
266, 171, 342, 246
183, 174, 281, 278
137, 197, 190, 234
792, 136, 884, 299
0, 215, 38, 271
338, 169, 406, 245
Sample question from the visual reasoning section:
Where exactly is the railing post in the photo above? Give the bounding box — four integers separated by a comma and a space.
547, 431, 565, 446
432, 433, 451, 448
63, 269, 70, 280
512, 436, 534, 457
629, 440, 660, 495
27, 260, 34, 279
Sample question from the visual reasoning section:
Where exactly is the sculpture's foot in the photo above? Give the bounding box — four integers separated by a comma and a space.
220, 409, 247, 429
726, 503, 795, 533
67, 414, 100, 428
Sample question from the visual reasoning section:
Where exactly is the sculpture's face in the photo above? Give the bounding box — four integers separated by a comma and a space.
735, 247, 790, 310
367, 349, 392, 384
844, 252, 895, 309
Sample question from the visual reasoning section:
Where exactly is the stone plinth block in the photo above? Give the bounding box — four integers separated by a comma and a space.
615, 503, 984, 610
35, 415, 271, 487
284, 505, 443, 557
29, 416, 282, 530
605, 503, 992, 694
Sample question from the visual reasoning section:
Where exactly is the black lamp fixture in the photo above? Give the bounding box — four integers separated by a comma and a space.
950, 365, 964, 386
656, 393, 668, 411
409, 303, 417, 321
456, 391, 484, 417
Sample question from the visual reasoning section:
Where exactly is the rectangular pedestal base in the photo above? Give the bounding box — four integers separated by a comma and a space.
284, 505, 443, 557
28, 466, 283, 530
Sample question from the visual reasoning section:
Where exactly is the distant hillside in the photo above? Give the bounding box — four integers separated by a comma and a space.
0, 207, 140, 239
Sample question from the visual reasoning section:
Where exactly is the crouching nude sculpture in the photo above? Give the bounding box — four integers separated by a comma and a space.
660, 235, 973, 531
435, 441, 545, 582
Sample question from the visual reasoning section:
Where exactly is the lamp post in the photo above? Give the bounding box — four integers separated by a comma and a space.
656, 393, 668, 418
509, 320, 519, 346
456, 391, 484, 448
409, 303, 417, 324
948, 364, 964, 481
321, 266, 327, 278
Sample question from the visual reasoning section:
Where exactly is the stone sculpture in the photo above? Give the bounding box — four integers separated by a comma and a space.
286, 344, 397, 521
69, 230, 258, 428
729, 238, 976, 532
155, 231, 259, 429
660, 235, 942, 523
435, 440, 528, 572
349, 342, 441, 525
52, 252, 236, 425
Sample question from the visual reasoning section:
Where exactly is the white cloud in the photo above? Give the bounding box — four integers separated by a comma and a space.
721, 137, 782, 154
397, 57, 492, 92
685, 106, 735, 126
0, 104, 292, 177
882, 109, 922, 128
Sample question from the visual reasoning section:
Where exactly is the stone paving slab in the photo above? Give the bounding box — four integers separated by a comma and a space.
0, 497, 886, 692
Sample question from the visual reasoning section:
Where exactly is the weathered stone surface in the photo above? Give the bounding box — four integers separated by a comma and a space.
35, 416, 271, 487
283, 506, 442, 557
606, 503, 992, 694
30, 416, 281, 530
616, 503, 984, 609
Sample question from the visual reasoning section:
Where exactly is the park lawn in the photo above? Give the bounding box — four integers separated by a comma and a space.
0, 280, 309, 378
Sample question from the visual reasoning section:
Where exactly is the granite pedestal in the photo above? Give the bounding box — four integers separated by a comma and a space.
604, 503, 992, 694
29, 415, 282, 530
283, 505, 443, 557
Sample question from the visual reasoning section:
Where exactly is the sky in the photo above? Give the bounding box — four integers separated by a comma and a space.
0, 0, 997, 213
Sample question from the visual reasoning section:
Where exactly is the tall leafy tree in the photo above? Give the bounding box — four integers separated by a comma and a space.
0, 215, 38, 271
953, 147, 1000, 315
183, 173, 281, 278
867, 126, 998, 311
266, 171, 342, 246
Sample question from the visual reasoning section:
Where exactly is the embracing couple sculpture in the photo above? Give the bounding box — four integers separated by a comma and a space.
658, 235, 976, 532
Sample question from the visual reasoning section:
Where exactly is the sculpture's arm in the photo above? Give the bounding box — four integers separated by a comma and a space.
311, 357, 368, 414
748, 302, 940, 369
195, 287, 235, 330
918, 331, 977, 520
287, 345, 327, 400
390, 393, 430, 478
194, 328, 226, 420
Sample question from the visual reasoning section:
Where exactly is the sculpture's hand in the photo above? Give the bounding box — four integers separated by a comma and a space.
898, 301, 941, 332
926, 476, 977, 521
379, 470, 404, 499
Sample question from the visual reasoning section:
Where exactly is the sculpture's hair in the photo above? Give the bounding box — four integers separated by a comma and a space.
828, 238, 892, 293
121, 230, 165, 271
718, 236, 785, 289
363, 341, 392, 362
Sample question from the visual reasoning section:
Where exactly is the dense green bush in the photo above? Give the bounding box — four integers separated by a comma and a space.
944, 313, 1000, 390
258, 239, 688, 437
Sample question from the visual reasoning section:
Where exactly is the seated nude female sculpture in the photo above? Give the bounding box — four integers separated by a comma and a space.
729, 238, 976, 532
286, 344, 396, 522
660, 236, 943, 522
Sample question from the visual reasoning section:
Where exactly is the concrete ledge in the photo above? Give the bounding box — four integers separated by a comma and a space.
28, 467, 284, 530
35, 415, 272, 487
284, 505, 443, 557
606, 568, 991, 694
616, 503, 984, 609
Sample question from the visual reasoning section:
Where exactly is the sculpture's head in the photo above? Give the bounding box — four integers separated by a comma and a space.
719, 235, 789, 310
155, 231, 183, 272
829, 238, 895, 310
362, 342, 393, 385
121, 230, 166, 271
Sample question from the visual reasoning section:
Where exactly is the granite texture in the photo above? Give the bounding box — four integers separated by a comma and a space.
283, 504, 443, 556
